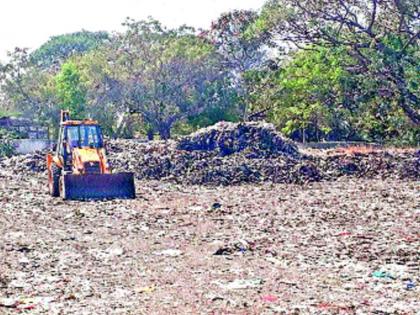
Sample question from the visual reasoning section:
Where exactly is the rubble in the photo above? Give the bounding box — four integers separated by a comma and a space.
0, 151, 46, 173
215, 278, 264, 290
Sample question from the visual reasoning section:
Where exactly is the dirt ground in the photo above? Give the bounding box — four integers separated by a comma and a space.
0, 169, 418, 314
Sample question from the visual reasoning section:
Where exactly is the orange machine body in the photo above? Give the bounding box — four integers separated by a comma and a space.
46, 110, 135, 200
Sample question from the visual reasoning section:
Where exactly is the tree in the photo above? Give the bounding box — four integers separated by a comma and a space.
76, 49, 126, 137
205, 10, 266, 73
204, 10, 268, 118
245, 47, 357, 142
55, 61, 87, 118
0, 48, 58, 128
105, 18, 231, 139
31, 31, 110, 69
251, 0, 420, 126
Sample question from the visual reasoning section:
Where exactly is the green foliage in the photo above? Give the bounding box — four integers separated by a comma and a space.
188, 105, 240, 129
75, 49, 122, 136
0, 48, 60, 130
0, 128, 18, 157
0, 142, 15, 157
248, 46, 419, 144
246, 0, 419, 144
0, 128, 21, 140
0, 109, 20, 118
55, 61, 87, 119
31, 31, 110, 68
247, 47, 352, 141
103, 18, 234, 139
1, 10, 417, 145
275, 48, 347, 140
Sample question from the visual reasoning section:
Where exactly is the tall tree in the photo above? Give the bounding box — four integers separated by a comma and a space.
205, 10, 266, 73
205, 10, 268, 118
76, 49, 126, 137
247, 47, 355, 142
55, 61, 87, 119
0, 48, 58, 127
105, 18, 231, 139
31, 31, 110, 69
251, 0, 420, 125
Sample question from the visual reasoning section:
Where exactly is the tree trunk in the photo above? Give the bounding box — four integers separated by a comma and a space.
115, 112, 135, 138
158, 125, 171, 140
147, 128, 154, 141
393, 71, 420, 125
397, 95, 420, 126
376, 44, 420, 126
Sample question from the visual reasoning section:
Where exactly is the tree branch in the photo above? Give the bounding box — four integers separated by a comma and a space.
367, 0, 378, 33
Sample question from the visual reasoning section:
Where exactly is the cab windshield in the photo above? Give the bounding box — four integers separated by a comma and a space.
66, 125, 103, 149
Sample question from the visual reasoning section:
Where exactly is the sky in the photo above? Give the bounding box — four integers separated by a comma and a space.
0, 0, 266, 61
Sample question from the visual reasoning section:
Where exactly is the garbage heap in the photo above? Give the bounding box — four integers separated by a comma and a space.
177, 122, 300, 158
109, 122, 311, 185
0, 151, 46, 173
1, 121, 418, 185
108, 122, 418, 185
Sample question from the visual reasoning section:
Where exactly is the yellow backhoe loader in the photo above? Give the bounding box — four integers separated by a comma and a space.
46, 111, 135, 200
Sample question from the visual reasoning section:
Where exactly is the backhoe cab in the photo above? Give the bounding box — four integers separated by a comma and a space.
47, 111, 135, 200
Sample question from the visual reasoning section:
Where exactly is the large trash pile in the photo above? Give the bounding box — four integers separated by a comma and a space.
107, 122, 418, 185
0, 151, 46, 173
177, 121, 300, 158
1, 121, 418, 185
319, 150, 420, 180
109, 141, 310, 185
107, 122, 312, 185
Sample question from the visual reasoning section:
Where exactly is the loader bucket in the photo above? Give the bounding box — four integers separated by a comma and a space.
62, 173, 136, 200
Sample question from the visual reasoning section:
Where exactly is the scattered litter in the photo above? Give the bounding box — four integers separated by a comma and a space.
337, 231, 352, 236
0, 124, 418, 314
372, 271, 396, 280
0, 298, 17, 308
215, 278, 264, 290
262, 295, 278, 303
107, 246, 124, 257
155, 249, 183, 257
0, 297, 54, 310
135, 286, 155, 294
405, 280, 416, 290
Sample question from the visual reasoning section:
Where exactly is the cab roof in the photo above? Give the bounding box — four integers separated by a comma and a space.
61, 119, 99, 126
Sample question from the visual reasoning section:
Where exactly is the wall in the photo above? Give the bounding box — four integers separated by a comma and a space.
13, 139, 54, 154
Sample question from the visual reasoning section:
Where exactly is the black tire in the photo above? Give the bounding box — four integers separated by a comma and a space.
60, 176, 68, 200
49, 164, 61, 197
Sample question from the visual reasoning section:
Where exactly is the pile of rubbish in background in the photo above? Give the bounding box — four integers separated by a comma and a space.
109, 122, 419, 184
1, 122, 418, 184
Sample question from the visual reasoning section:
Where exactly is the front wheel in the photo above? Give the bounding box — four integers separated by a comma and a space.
49, 163, 61, 197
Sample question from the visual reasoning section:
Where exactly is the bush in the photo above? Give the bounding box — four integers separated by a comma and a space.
0, 141, 15, 157
0, 128, 18, 157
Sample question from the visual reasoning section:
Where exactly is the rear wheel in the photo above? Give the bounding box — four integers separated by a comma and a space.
49, 164, 61, 197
